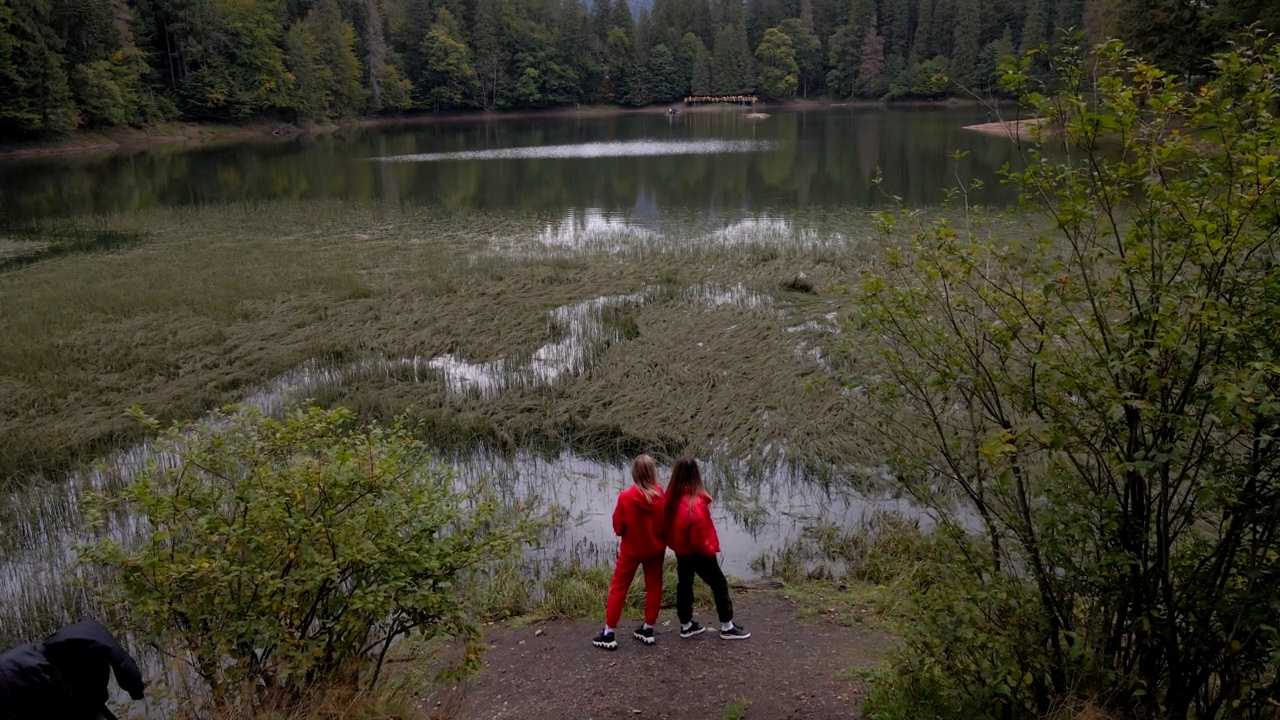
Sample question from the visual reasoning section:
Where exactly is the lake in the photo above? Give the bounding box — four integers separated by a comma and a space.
0, 105, 1022, 222
0, 106, 1016, 671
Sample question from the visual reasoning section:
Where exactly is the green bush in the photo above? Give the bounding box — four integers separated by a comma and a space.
864, 557, 1053, 720
857, 35, 1280, 719
85, 406, 542, 712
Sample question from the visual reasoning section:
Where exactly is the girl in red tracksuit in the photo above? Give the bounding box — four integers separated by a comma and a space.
665, 455, 750, 640
593, 454, 666, 650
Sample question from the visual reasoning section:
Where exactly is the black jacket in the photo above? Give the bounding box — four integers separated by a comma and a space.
0, 618, 145, 720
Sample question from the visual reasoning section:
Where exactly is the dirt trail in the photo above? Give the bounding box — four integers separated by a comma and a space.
424, 593, 892, 720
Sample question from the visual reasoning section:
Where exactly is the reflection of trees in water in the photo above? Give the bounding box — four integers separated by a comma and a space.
1, 108, 1028, 220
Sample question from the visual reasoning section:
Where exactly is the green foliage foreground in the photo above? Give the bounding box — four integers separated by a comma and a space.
85, 406, 543, 713
857, 37, 1280, 719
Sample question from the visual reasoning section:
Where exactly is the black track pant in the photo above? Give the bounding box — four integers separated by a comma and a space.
675, 553, 734, 624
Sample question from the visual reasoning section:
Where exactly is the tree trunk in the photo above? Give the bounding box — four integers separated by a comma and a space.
365, 0, 386, 111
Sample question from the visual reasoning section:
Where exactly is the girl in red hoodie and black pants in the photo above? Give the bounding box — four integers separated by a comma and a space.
593, 454, 667, 650
665, 455, 750, 640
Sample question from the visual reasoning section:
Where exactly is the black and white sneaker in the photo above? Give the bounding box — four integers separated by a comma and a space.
592, 630, 618, 650
679, 621, 706, 639
719, 624, 751, 640
633, 626, 656, 645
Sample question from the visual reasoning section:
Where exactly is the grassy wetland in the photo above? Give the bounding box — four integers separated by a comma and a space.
0, 201, 887, 481
0, 193, 986, 650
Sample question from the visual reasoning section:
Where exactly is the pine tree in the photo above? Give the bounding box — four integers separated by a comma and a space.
848, 0, 875, 40
680, 31, 711, 95
930, 0, 955, 59
755, 25, 798, 100
1054, 0, 1086, 32
711, 19, 752, 94
746, 0, 768, 48
603, 25, 632, 102
746, 0, 790, 49
690, 35, 712, 94
593, 0, 615, 41
685, 0, 713, 45
975, 24, 1014, 92
393, 0, 433, 82
650, 0, 685, 49
610, 0, 634, 33
912, 0, 934, 61
51, 0, 120, 68
647, 42, 681, 102
1117, 0, 1215, 76
1020, 0, 1048, 54
0, 0, 75, 136
825, 23, 857, 96
881, 0, 910, 58
624, 22, 650, 105
951, 0, 980, 86
718, 0, 744, 28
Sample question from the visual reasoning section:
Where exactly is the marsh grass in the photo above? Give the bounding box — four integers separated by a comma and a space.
0, 198, 994, 658
751, 512, 943, 625
0, 200, 914, 482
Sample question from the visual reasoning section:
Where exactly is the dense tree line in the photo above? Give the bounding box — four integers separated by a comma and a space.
1, 0, 1275, 139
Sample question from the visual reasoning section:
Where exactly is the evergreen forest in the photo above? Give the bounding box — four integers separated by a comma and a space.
1, 0, 1277, 139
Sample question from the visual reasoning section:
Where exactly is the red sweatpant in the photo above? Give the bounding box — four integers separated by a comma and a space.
605, 553, 664, 628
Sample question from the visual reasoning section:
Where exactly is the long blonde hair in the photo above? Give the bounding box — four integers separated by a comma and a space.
632, 454, 661, 500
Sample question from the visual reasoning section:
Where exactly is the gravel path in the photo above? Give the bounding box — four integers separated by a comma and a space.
422, 592, 893, 720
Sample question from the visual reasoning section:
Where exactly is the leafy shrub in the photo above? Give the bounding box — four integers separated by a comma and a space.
864, 557, 1054, 720
86, 406, 542, 712
857, 35, 1280, 718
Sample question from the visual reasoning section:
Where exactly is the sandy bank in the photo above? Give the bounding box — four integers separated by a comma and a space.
961, 117, 1049, 141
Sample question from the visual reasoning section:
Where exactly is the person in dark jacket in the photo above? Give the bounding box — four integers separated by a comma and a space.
664, 456, 750, 640
0, 618, 145, 720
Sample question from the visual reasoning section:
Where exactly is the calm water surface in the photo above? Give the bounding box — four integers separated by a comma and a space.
0, 106, 1021, 221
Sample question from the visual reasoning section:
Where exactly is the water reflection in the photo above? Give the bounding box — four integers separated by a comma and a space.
455, 449, 910, 578
428, 293, 644, 394
376, 139, 777, 162
0, 106, 1023, 221
535, 209, 657, 250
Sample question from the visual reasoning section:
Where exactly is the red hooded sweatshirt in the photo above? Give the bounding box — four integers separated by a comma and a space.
612, 485, 667, 559
666, 491, 721, 557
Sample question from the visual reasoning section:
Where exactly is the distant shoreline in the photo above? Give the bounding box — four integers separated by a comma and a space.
0, 97, 1002, 162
